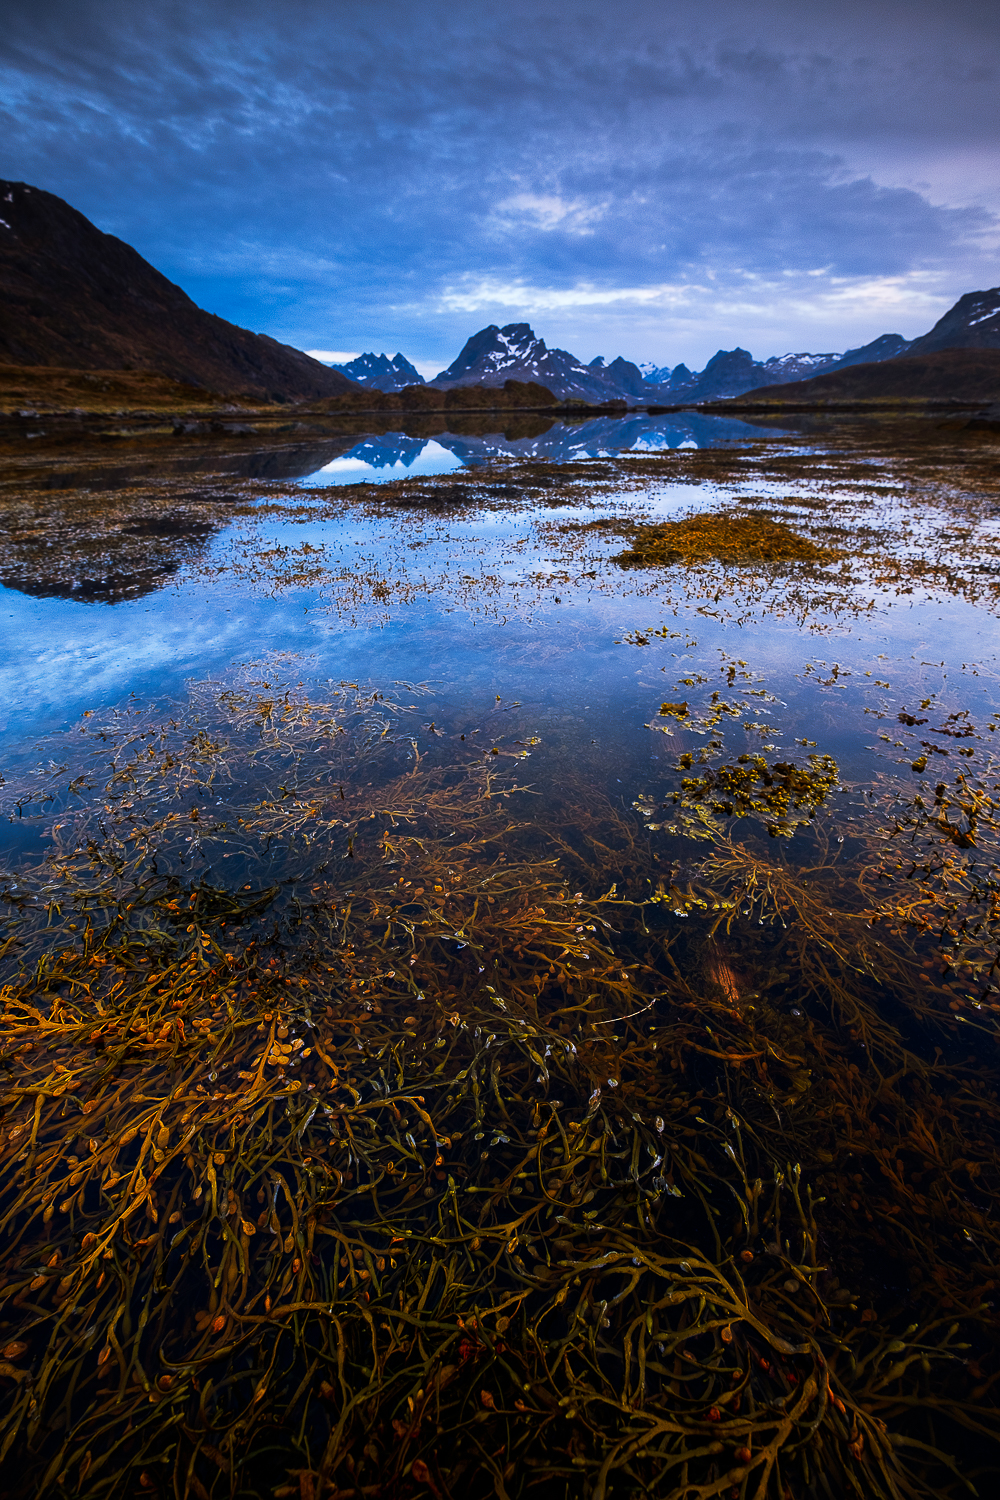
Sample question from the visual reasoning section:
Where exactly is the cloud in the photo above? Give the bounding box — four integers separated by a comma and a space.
427, 267, 959, 364
304, 350, 360, 364
0, 0, 997, 368
436, 278, 695, 314
492, 193, 607, 235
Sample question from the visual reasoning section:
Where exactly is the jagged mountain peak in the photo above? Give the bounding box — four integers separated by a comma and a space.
333, 351, 424, 392
429, 323, 631, 401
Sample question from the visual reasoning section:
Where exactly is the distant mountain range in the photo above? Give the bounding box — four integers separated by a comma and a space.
0, 181, 356, 402
3, 179, 997, 409
644, 336, 914, 401
336, 324, 921, 404
333, 351, 424, 391
339, 289, 999, 406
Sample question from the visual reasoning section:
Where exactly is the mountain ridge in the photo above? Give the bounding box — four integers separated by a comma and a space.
427, 324, 642, 403
385, 325, 921, 405
332, 352, 425, 391
905, 288, 1000, 356
0, 181, 357, 402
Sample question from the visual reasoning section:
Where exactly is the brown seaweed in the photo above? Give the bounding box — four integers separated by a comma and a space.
0, 662, 997, 1499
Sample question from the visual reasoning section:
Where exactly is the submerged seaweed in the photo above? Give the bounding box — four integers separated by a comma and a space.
0, 661, 998, 1500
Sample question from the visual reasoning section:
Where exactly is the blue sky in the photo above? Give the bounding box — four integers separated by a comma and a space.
3, 0, 998, 373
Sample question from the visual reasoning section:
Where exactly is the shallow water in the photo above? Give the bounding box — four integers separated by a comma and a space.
293, 412, 783, 486
1, 422, 999, 1497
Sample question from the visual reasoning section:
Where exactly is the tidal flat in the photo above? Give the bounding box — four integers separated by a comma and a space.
0, 412, 999, 1499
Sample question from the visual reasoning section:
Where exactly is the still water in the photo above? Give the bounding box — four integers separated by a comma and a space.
294, 412, 777, 486
0, 417, 997, 1497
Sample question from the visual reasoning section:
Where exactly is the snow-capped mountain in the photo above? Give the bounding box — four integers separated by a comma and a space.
644, 335, 912, 402
905, 287, 1000, 355
826, 333, 911, 370
332, 352, 424, 391
429, 323, 643, 402
642, 362, 693, 389
762, 351, 841, 379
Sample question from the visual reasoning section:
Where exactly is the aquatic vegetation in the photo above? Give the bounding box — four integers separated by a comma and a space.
612, 515, 833, 570
0, 659, 998, 1499
3, 419, 1000, 1497
660, 751, 841, 839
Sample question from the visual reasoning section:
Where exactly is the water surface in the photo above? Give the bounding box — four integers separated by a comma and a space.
1, 421, 998, 1498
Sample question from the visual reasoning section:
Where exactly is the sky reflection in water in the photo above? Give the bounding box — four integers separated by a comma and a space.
2, 425, 998, 880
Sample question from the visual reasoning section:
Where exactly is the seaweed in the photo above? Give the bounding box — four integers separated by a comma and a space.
0, 661, 997, 1498
612, 516, 834, 570
2, 417, 1000, 1497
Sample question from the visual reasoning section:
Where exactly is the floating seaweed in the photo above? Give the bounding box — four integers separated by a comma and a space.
612, 515, 835, 570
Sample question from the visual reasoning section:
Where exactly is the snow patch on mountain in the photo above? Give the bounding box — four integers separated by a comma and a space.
429, 323, 639, 402
333, 352, 424, 391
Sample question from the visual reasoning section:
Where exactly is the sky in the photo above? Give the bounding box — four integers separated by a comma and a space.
2, 0, 998, 374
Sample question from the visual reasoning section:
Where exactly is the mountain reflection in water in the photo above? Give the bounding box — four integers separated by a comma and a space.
296, 411, 778, 486
0, 410, 783, 495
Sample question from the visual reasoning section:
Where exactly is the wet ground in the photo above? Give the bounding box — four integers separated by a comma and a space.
0, 411, 998, 1498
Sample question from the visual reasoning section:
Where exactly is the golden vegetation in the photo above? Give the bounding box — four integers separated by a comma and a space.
0, 660, 998, 1497
613, 514, 834, 569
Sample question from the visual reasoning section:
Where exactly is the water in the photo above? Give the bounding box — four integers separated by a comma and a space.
1, 418, 998, 1495
298, 436, 467, 486
294, 411, 784, 486
0, 410, 784, 493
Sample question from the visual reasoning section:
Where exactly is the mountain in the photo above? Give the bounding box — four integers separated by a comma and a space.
721, 348, 1000, 406
333, 352, 424, 391
642, 349, 836, 400
649, 348, 835, 401
586, 354, 649, 398
714, 287, 1000, 405
641, 338, 910, 401
429, 323, 641, 402
641, 362, 692, 389
905, 287, 1000, 355
0, 180, 357, 402
828, 333, 911, 370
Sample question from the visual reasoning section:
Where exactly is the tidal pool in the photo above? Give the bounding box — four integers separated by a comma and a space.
0, 420, 998, 1498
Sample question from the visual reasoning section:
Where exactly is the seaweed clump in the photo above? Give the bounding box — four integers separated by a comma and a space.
613, 514, 833, 569
661, 752, 841, 839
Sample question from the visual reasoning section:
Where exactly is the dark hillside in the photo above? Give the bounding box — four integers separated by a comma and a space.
905, 287, 1000, 355
0, 181, 357, 402
724, 348, 1000, 406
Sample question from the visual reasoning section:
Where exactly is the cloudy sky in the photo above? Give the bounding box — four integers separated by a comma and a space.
3, 0, 998, 372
